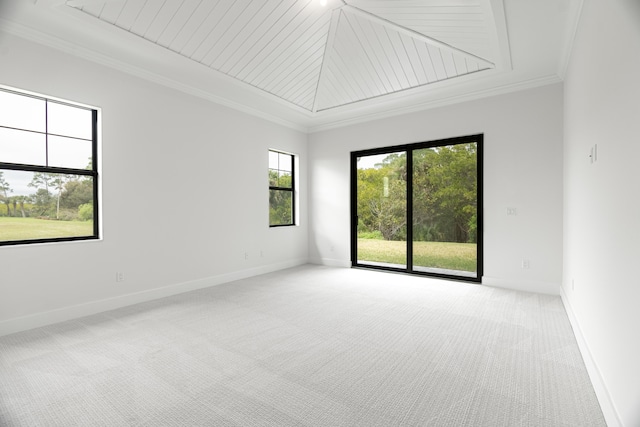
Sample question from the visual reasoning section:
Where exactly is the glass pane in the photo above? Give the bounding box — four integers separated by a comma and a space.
279, 152, 292, 172
268, 168, 278, 186
0, 127, 46, 166
268, 150, 279, 169
48, 135, 93, 169
47, 102, 93, 140
0, 90, 46, 133
0, 169, 95, 242
278, 171, 292, 188
356, 151, 406, 268
413, 143, 477, 277
269, 189, 292, 225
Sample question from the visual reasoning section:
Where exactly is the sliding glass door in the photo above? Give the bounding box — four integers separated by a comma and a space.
351, 135, 482, 282
355, 151, 407, 269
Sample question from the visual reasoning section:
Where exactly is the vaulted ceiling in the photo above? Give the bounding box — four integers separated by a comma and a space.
67, 0, 499, 112
0, 0, 582, 131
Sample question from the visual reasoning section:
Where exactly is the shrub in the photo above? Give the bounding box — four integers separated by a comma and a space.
78, 203, 93, 221
58, 209, 79, 221
358, 230, 384, 239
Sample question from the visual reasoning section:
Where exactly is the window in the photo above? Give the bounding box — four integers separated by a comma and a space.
0, 86, 99, 246
351, 134, 483, 282
269, 150, 295, 226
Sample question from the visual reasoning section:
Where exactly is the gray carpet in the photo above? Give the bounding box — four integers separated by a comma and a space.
0, 265, 605, 426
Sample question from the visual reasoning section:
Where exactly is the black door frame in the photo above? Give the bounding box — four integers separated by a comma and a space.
350, 134, 483, 283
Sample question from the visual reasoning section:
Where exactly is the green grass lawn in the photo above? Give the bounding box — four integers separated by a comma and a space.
0, 217, 93, 241
358, 238, 476, 272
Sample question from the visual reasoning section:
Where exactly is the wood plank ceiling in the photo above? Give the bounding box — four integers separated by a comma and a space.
66, 0, 498, 113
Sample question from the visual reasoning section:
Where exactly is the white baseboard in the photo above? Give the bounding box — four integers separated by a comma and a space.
308, 257, 351, 268
482, 276, 560, 295
560, 287, 623, 427
0, 258, 308, 337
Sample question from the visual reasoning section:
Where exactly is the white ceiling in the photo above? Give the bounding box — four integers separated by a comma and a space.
0, 0, 582, 132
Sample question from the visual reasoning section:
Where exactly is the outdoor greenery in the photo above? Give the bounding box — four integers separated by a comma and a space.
269, 169, 293, 226
357, 144, 477, 243
357, 143, 477, 271
357, 238, 477, 272
0, 170, 94, 241
0, 171, 93, 220
0, 217, 93, 241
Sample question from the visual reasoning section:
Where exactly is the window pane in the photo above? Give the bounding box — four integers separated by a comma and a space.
0, 90, 46, 133
269, 168, 278, 186
0, 169, 95, 243
279, 152, 292, 171
268, 150, 295, 227
412, 143, 477, 278
269, 189, 292, 226
356, 151, 406, 268
47, 102, 93, 140
278, 171, 292, 188
269, 150, 279, 169
0, 127, 46, 166
48, 135, 93, 169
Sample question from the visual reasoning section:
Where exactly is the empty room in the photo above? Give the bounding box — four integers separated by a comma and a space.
0, 0, 638, 425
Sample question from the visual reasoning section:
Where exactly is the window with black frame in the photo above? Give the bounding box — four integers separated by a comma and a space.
351, 134, 483, 282
0, 87, 99, 246
268, 150, 295, 227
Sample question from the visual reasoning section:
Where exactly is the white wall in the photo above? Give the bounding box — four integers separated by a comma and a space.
308, 84, 564, 294
563, 0, 640, 425
0, 34, 309, 335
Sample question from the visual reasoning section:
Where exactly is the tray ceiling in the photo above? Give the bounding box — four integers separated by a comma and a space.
1, 0, 581, 131
66, 0, 499, 112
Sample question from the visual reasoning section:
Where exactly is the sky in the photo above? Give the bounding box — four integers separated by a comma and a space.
0, 89, 93, 198
0, 169, 33, 196
356, 153, 389, 170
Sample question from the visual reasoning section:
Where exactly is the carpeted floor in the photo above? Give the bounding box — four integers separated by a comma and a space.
0, 265, 605, 426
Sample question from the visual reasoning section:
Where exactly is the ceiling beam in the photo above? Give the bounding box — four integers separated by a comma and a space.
312, 8, 342, 113
342, 4, 495, 69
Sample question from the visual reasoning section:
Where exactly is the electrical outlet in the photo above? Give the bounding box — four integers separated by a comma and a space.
507, 207, 517, 216
116, 272, 124, 282
244, 252, 249, 260
522, 259, 530, 269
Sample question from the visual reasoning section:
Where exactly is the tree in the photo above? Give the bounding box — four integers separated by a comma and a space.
269, 170, 293, 225
14, 195, 27, 218
28, 173, 55, 217
78, 202, 93, 221
369, 178, 406, 240
356, 153, 407, 241
356, 167, 386, 233
413, 144, 477, 243
427, 144, 477, 242
0, 171, 13, 217
50, 174, 67, 220
356, 144, 477, 243
60, 178, 93, 209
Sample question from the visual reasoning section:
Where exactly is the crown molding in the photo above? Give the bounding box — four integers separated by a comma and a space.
1, 0, 577, 135
557, 0, 586, 79
0, 18, 564, 136
0, 18, 310, 133
308, 74, 563, 133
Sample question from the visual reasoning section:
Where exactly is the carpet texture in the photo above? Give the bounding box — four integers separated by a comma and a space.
0, 265, 605, 426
